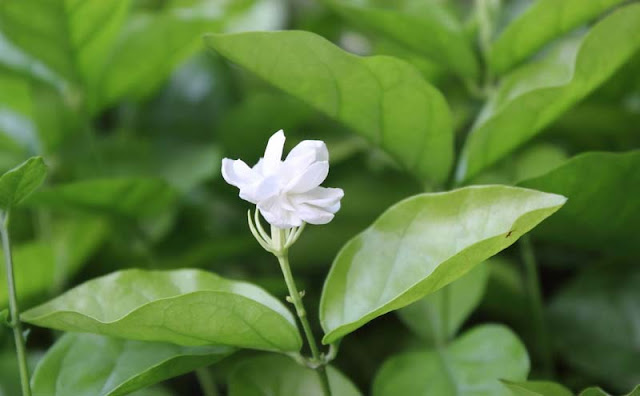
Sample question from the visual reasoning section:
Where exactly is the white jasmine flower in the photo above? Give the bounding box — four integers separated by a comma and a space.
222, 130, 344, 229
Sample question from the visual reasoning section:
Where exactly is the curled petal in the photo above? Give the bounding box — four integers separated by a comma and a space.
258, 196, 303, 229
286, 161, 329, 194
292, 187, 344, 211
262, 130, 286, 175
285, 140, 328, 165
295, 204, 335, 225
221, 158, 258, 189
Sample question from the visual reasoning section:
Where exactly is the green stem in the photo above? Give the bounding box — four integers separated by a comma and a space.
196, 368, 218, 396
1, 212, 32, 396
520, 235, 554, 377
272, 228, 332, 396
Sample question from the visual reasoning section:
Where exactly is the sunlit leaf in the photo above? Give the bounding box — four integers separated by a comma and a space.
0, 156, 47, 210
519, 151, 640, 253
320, 185, 566, 343
373, 325, 529, 395
228, 354, 361, 396
489, 0, 626, 73
31, 333, 234, 396
457, 4, 640, 182
22, 269, 302, 352
205, 30, 453, 185
326, 0, 478, 78
397, 263, 489, 345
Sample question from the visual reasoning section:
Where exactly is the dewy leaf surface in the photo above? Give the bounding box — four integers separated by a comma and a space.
0, 0, 130, 84
397, 263, 489, 345
228, 354, 361, 396
326, 0, 478, 78
519, 151, 640, 254
373, 325, 530, 396
25, 177, 176, 218
457, 4, 640, 182
320, 185, 566, 343
205, 30, 453, 185
0, 156, 47, 210
22, 269, 302, 352
489, 0, 626, 73
549, 263, 640, 390
31, 333, 234, 396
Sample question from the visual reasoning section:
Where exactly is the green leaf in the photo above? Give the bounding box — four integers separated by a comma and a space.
26, 177, 177, 218
228, 354, 361, 396
579, 386, 640, 396
320, 185, 566, 343
0, 0, 131, 84
489, 0, 626, 73
502, 380, 573, 396
457, 4, 640, 182
205, 30, 453, 185
518, 151, 640, 253
326, 0, 478, 78
0, 216, 108, 308
373, 325, 529, 396
31, 333, 234, 396
549, 263, 640, 390
22, 269, 302, 352
0, 157, 47, 210
397, 263, 489, 345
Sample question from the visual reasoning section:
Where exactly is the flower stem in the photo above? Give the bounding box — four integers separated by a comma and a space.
1, 212, 32, 396
273, 228, 332, 396
520, 235, 554, 377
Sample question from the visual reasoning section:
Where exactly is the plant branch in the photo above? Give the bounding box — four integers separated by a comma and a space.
520, 235, 555, 377
1, 211, 32, 396
272, 227, 332, 396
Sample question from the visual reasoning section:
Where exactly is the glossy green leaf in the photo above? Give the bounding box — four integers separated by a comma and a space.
373, 325, 529, 395
205, 30, 453, 184
22, 269, 302, 352
31, 333, 234, 396
0, 216, 108, 307
326, 0, 478, 78
579, 386, 640, 396
228, 354, 361, 396
0, 157, 46, 210
502, 380, 573, 396
0, 0, 130, 84
549, 263, 640, 390
26, 177, 177, 218
320, 185, 566, 343
489, 0, 626, 73
457, 4, 640, 182
397, 263, 489, 345
519, 151, 640, 253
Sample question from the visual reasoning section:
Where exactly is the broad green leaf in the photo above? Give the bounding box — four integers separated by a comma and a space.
205, 30, 453, 185
94, 1, 258, 111
579, 386, 640, 396
228, 354, 361, 396
320, 185, 566, 343
26, 177, 177, 218
457, 4, 640, 182
519, 151, 640, 253
0, 0, 130, 84
326, 0, 479, 78
31, 333, 234, 396
0, 157, 46, 210
0, 216, 108, 308
22, 269, 302, 352
502, 380, 573, 396
397, 263, 489, 345
373, 325, 529, 396
489, 0, 626, 73
549, 263, 640, 390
